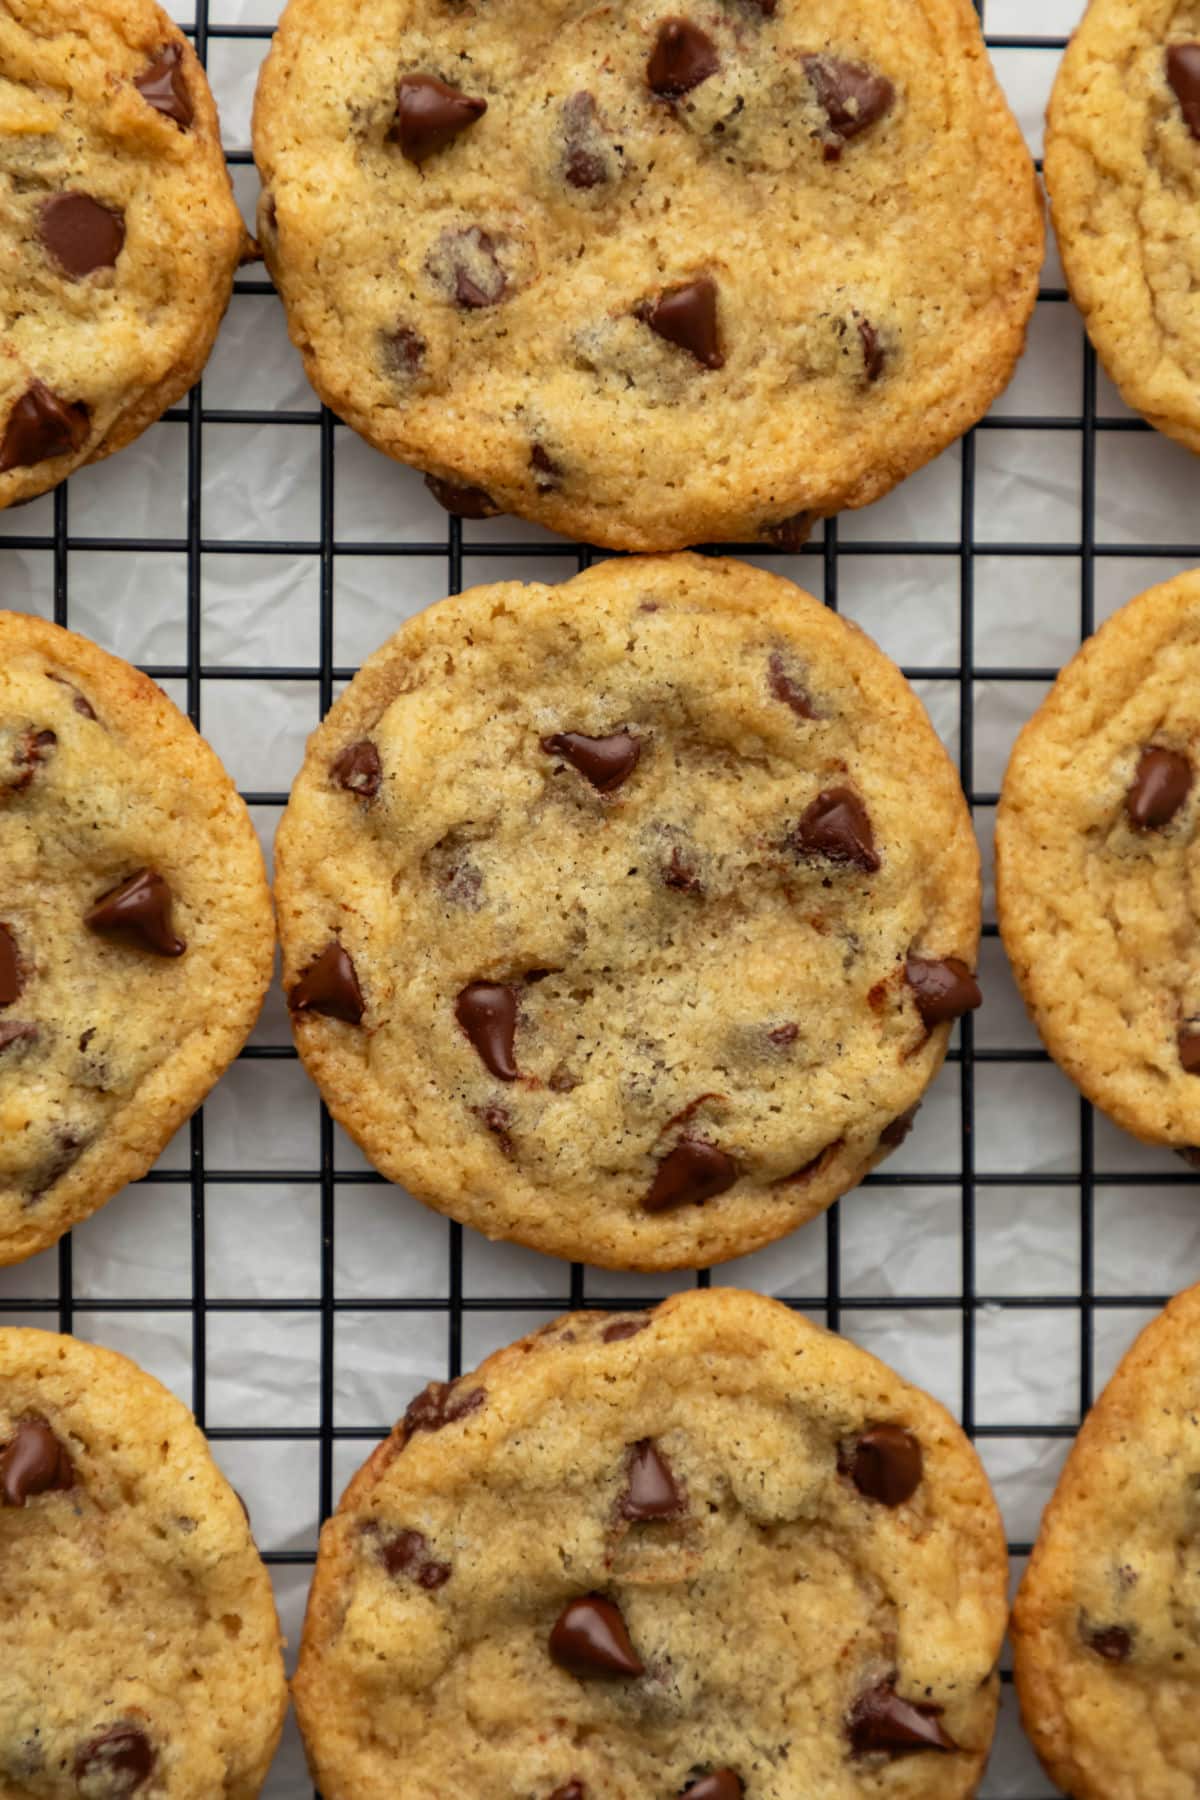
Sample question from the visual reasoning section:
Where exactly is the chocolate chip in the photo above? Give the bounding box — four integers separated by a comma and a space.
541, 729, 642, 791
425, 472, 503, 518
392, 73, 487, 163
0, 381, 89, 473
602, 1318, 648, 1342
331, 740, 382, 798
1126, 745, 1192, 829
46, 673, 97, 720
8, 727, 57, 791
803, 55, 895, 158
858, 317, 885, 383
647, 18, 720, 97
563, 92, 609, 189
768, 651, 816, 719
644, 1138, 737, 1213
1168, 44, 1200, 138
763, 512, 815, 550
1180, 1028, 1200, 1074
456, 981, 519, 1079
793, 787, 879, 872
0, 1419, 74, 1506
0, 924, 19, 1007
135, 42, 193, 127
620, 1439, 684, 1520
840, 1424, 922, 1506
663, 846, 703, 894
549, 1784, 586, 1800
879, 1103, 919, 1151
477, 1102, 514, 1155
775, 1139, 842, 1185
848, 1680, 957, 1756
550, 1595, 644, 1678
768, 1021, 798, 1047
531, 444, 563, 493
85, 870, 185, 958
681, 1775, 743, 1800
0, 1021, 37, 1055
288, 942, 365, 1023
1084, 1621, 1133, 1662
404, 1380, 486, 1438
381, 325, 427, 380
378, 1526, 451, 1589
38, 193, 125, 280
429, 226, 508, 308
27, 1128, 88, 1198
74, 1725, 156, 1793
905, 956, 982, 1029
636, 277, 724, 369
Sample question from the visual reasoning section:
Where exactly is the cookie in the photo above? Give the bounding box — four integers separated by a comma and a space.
252, 0, 1042, 551
293, 1288, 1008, 1800
275, 553, 980, 1271
0, 1327, 287, 1796
1012, 1280, 1200, 1800
0, 0, 246, 509
1045, 1, 1200, 454
0, 612, 275, 1265
996, 570, 1200, 1152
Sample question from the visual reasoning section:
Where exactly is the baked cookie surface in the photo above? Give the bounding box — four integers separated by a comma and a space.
0, 612, 274, 1265
1013, 1281, 1200, 1800
996, 571, 1200, 1150
0, 1328, 287, 1798
275, 554, 980, 1270
1046, 0, 1200, 453
294, 1288, 1008, 1800
252, 0, 1042, 550
0, 0, 245, 508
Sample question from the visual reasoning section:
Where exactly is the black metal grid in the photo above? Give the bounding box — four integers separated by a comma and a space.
2, 1, 1198, 1792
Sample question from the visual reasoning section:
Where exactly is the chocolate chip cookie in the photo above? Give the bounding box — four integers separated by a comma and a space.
294, 1288, 1008, 1800
1012, 1279, 1200, 1800
252, 0, 1042, 550
996, 570, 1200, 1153
0, 1327, 287, 1796
0, 0, 246, 509
275, 553, 981, 1270
1046, 1, 1200, 453
0, 612, 274, 1264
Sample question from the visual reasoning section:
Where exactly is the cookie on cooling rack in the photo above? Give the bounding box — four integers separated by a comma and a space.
1013, 1280, 1200, 1800
275, 552, 981, 1271
0, 0, 245, 509
0, 612, 275, 1265
294, 1288, 1008, 1800
1045, 1, 1200, 453
0, 1328, 287, 1796
997, 570, 1200, 1154
251, 0, 1042, 550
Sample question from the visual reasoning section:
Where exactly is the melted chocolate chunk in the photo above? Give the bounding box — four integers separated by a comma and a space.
647, 18, 720, 97
0, 1021, 37, 1055
848, 1680, 957, 1756
0, 381, 89, 474
331, 739, 382, 798
8, 727, 57, 792
793, 787, 879, 872
0, 1418, 74, 1506
840, 1424, 922, 1506
644, 1138, 737, 1213
763, 511, 815, 550
28, 1128, 88, 1198
542, 729, 642, 791
1126, 746, 1192, 829
776, 1139, 841, 1184
288, 942, 365, 1024
425, 472, 503, 518
46, 672, 98, 720
1167, 44, 1200, 138
768, 1021, 799, 1047
768, 651, 816, 719
0, 923, 19, 1007
531, 444, 563, 492
456, 981, 519, 1080
404, 1380, 485, 1438
803, 55, 895, 159
663, 846, 703, 894
620, 1439, 684, 1520
550, 1595, 644, 1678
381, 325, 427, 380
392, 73, 487, 163
858, 317, 886, 383
378, 1526, 451, 1589
602, 1318, 648, 1343
431, 226, 508, 308
38, 193, 125, 280
1084, 1621, 1133, 1662
476, 1102, 515, 1155
681, 1774, 743, 1800
637, 277, 724, 369
135, 42, 193, 127
85, 870, 185, 958
1180, 1028, 1200, 1074
74, 1725, 156, 1793
905, 956, 982, 1029
879, 1103, 920, 1151
563, 92, 610, 189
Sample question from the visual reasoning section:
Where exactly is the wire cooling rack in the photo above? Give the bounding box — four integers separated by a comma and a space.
3, 0, 1200, 1792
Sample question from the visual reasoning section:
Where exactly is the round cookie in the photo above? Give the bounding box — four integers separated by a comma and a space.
0, 1328, 287, 1796
1045, 1, 1200, 454
294, 1289, 1008, 1800
275, 553, 981, 1270
1012, 1281, 1200, 1800
0, 0, 246, 509
252, 0, 1042, 551
0, 612, 275, 1265
996, 570, 1200, 1152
